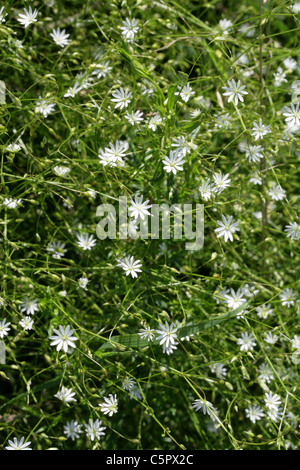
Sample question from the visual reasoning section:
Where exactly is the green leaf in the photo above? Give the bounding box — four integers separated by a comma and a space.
180, 117, 202, 133
115, 41, 164, 105
95, 301, 250, 354
166, 1, 213, 33
151, 169, 165, 183
0, 376, 61, 411
167, 84, 178, 112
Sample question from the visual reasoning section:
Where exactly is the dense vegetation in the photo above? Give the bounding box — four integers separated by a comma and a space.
0, 0, 299, 450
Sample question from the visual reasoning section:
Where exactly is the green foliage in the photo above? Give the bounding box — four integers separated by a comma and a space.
0, 0, 299, 451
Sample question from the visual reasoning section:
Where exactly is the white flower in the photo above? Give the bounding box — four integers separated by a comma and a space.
215, 286, 230, 304
291, 335, 300, 350
237, 332, 256, 351
283, 57, 297, 70
264, 331, 278, 345
84, 418, 106, 441
242, 69, 254, 78
241, 284, 259, 298
78, 277, 89, 290
0, 6, 7, 23
162, 340, 178, 355
17, 6, 38, 28
210, 362, 227, 380
256, 304, 273, 319
195, 95, 211, 109
222, 79, 248, 106
50, 28, 71, 47
192, 398, 218, 421
251, 118, 271, 140
87, 189, 97, 199
64, 421, 83, 441
76, 72, 93, 90
5, 436, 32, 450
148, 113, 163, 131
55, 386, 77, 403
6, 143, 22, 153
244, 145, 264, 163
236, 308, 248, 320
155, 321, 179, 349
282, 123, 300, 139
46, 240, 67, 259
19, 316, 34, 331
129, 385, 142, 400
53, 166, 70, 177
2, 198, 22, 209
282, 103, 300, 127
117, 255, 142, 278
245, 404, 265, 424
171, 136, 197, 156
273, 67, 287, 87
59, 290, 67, 297
175, 83, 195, 103
191, 108, 201, 118
76, 233, 97, 251
49, 324, 78, 353
158, 242, 168, 256
214, 112, 232, 129
140, 80, 155, 96
198, 178, 215, 201
279, 288, 296, 307
212, 172, 231, 194
98, 149, 117, 167
215, 215, 240, 242
235, 53, 249, 66
20, 298, 39, 316
122, 377, 135, 391
35, 98, 56, 117
268, 183, 286, 201
138, 325, 156, 342
120, 18, 139, 41
128, 195, 152, 220
290, 2, 300, 13
264, 391, 282, 412
258, 363, 274, 384
284, 222, 300, 240
239, 22, 256, 37
162, 150, 185, 175
92, 61, 112, 79
111, 87, 132, 109
250, 172, 262, 185
13, 39, 24, 48
0, 318, 11, 339
218, 18, 233, 35
64, 81, 83, 98
99, 394, 118, 416
99, 140, 128, 166
267, 406, 283, 423
224, 288, 246, 309
125, 110, 144, 125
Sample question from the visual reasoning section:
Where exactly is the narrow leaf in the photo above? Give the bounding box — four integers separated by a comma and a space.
95, 301, 250, 354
